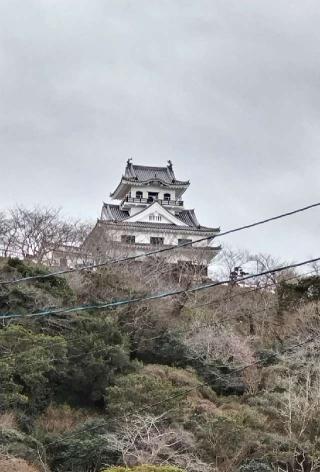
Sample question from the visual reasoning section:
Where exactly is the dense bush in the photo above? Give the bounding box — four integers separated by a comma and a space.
0, 427, 43, 465
58, 313, 135, 406
46, 418, 121, 472
0, 258, 320, 472
0, 325, 67, 412
105, 364, 204, 420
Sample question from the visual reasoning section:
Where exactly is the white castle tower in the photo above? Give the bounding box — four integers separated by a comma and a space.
84, 160, 220, 276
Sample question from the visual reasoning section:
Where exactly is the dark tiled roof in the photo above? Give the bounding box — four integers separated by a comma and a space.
124, 162, 189, 185
103, 203, 129, 221
103, 220, 219, 233
101, 204, 219, 233
176, 209, 199, 227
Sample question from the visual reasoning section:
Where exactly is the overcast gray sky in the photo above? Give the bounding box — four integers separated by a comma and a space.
1, 0, 319, 263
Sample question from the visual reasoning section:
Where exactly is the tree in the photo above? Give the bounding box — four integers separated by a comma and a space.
212, 246, 250, 282
0, 212, 7, 252
46, 418, 121, 472
182, 323, 255, 366
0, 206, 93, 264
0, 325, 67, 412
111, 414, 210, 471
0, 212, 20, 258
105, 364, 206, 421
59, 313, 135, 406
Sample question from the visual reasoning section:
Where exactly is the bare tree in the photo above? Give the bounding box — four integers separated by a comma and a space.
250, 253, 295, 288
182, 322, 256, 366
0, 206, 93, 264
212, 246, 250, 282
0, 212, 20, 258
113, 414, 214, 472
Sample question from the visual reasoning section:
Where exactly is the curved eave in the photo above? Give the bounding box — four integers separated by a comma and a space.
110, 177, 190, 200
97, 219, 220, 234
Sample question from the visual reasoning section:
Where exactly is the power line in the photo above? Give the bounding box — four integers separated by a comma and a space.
1, 201, 319, 286
1, 269, 316, 365
1, 266, 317, 446
189, 268, 317, 310
45, 330, 319, 446
0, 345, 115, 364
1, 256, 319, 321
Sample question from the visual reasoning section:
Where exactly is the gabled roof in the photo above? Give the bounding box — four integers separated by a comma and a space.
110, 160, 190, 199
101, 203, 219, 233
124, 201, 188, 226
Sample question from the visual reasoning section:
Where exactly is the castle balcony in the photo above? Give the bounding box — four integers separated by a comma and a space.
120, 196, 184, 209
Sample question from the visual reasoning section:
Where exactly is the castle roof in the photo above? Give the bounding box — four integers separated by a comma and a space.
101, 203, 219, 233
110, 160, 190, 199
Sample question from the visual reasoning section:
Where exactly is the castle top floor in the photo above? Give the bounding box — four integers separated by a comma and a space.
110, 160, 190, 208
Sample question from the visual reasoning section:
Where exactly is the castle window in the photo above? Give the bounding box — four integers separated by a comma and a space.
147, 192, 159, 202
136, 191, 143, 199
149, 215, 162, 221
178, 238, 192, 246
121, 235, 136, 244
163, 193, 171, 201
150, 237, 164, 245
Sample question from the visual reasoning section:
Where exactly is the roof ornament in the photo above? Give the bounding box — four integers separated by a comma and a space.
127, 158, 133, 166
167, 160, 173, 170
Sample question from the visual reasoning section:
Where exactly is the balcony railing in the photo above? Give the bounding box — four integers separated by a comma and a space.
121, 196, 184, 207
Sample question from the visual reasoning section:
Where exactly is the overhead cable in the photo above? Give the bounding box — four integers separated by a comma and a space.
1, 256, 319, 321
1, 201, 319, 286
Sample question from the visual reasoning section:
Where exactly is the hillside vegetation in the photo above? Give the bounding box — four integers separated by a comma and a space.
0, 257, 320, 472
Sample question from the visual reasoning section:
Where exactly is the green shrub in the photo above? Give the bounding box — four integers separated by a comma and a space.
59, 314, 135, 406
47, 418, 121, 472
105, 365, 202, 420
5, 258, 72, 297
0, 259, 74, 320
0, 325, 67, 412
0, 427, 43, 464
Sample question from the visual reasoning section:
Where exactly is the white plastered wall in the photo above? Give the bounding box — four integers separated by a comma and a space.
130, 185, 177, 201
105, 226, 212, 247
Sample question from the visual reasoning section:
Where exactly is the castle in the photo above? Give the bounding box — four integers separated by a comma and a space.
83, 160, 220, 276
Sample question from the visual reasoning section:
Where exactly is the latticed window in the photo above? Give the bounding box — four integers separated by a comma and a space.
121, 235, 136, 244
163, 193, 171, 201
150, 237, 164, 245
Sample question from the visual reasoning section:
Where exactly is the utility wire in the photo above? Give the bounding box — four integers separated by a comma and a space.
1, 201, 319, 286
189, 268, 317, 310
0, 345, 116, 365
45, 330, 320, 446
1, 257, 319, 321
1, 267, 317, 445
1, 269, 316, 363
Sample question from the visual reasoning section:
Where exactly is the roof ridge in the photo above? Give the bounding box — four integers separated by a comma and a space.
105, 203, 121, 208
132, 164, 169, 170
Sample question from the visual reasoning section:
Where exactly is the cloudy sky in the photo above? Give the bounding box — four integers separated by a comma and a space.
1, 0, 319, 263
